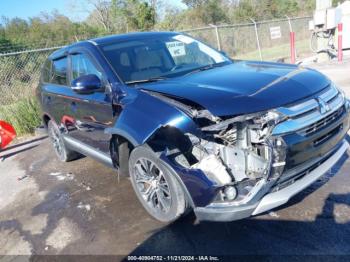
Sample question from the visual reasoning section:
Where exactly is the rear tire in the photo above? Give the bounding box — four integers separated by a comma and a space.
47, 120, 79, 162
129, 145, 187, 222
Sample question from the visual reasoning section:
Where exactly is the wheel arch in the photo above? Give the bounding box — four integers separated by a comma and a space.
42, 113, 52, 128
106, 125, 197, 208
41, 112, 58, 130
104, 90, 205, 207
108, 133, 135, 176
106, 123, 195, 176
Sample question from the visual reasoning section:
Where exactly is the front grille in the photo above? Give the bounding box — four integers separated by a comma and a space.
273, 84, 345, 136
301, 106, 345, 136
313, 124, 343, 146
273, 84, 349, 171
272, 144, 338, 192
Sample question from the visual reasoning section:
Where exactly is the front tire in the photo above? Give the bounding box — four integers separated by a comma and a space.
129, 145, 187, 222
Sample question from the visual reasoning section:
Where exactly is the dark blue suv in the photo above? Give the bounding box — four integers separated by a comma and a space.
38, 32, 350, 222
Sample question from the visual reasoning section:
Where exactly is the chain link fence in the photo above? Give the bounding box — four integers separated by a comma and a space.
0, 16, 312, 135
183, 16, 311, 61
0, 47, 63, 134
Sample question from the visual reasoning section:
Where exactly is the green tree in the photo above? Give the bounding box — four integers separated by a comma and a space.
155, 7, 183, 30
0, 37, 17, 53
177, 0, 228, 27
86, 0, 155, 33
232, 0, 257, 22
232, 0, 301, 21
182, 0, 208, 8
134, 1, 156, 30
333, 0, 346, 6
122, 0, 155, 31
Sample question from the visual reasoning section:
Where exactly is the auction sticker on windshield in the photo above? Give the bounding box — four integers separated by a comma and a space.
166, 41, 186, 57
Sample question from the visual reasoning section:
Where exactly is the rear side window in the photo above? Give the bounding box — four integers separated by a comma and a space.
41, 59, 52, 83
51, 57, 68, 85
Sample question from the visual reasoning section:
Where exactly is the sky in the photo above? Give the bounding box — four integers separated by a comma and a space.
0, 0, 186, 22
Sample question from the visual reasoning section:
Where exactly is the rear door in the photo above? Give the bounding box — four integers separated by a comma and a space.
66, 50, 114, 155
41, 56, 70, 127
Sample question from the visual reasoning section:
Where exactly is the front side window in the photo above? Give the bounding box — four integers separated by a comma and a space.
51, 57, 68, 85
101, 34, 231, 84
71, 53, 104, 81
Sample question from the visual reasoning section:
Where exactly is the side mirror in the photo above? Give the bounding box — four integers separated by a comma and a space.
71, 74, 102, 94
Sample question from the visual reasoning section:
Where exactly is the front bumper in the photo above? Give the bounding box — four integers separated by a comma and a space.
194, 139, 349, 222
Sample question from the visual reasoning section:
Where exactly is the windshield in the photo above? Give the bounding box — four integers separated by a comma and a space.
101, 34, 231, 84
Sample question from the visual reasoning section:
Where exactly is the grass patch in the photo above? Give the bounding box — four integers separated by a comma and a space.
0, 97, 42, 136
235, 39, 310, 62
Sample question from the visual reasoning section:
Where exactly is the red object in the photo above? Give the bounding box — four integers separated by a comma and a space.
290, 32, 296, 64
0, 121, 16, 149
338, 23, 343, 62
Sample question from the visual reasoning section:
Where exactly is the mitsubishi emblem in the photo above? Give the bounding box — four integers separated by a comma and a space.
317, 97, 330, 114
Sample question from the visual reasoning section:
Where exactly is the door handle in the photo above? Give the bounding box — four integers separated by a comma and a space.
45, 96, 51, 105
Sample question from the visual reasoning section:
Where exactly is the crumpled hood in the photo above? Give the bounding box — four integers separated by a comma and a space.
139, 61, 331, 117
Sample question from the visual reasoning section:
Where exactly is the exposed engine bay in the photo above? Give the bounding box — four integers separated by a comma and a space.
186, 110, 287, 204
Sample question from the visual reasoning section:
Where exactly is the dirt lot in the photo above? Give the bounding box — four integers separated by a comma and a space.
1, 59, 350, 261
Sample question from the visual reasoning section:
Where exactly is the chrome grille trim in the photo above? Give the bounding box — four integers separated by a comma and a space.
300, 107, 344, 136
272, 85, 345, 135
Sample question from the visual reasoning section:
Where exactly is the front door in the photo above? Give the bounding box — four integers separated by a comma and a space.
66, 51, 114, 155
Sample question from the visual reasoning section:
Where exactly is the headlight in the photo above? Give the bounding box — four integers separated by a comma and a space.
338, 87, 347, 103
253, 110, 287, 125
201, 109, 287, 133
332, 83, 349, 110
249, 110, 287, 143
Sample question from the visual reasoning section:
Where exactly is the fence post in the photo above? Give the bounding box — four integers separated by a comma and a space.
338, 23, 343, 62
250, 18, 262, 61
209, 24, 221, 51
290, 32, 296, 63
286, 16, 296, 64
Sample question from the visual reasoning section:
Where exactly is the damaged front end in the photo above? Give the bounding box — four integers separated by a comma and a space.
145, 90, 290, 215
186, 110, 288, 207
143, 89, 350, 221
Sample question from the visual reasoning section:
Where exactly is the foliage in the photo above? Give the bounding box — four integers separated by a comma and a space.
0, 97, 41, 135
231, 0, 303, 22
0, 0, 318, 48
86, 0, 156, 33
333, 0, 346, 6
0, 50, 51, 135
123, 0, 156, 31
0, 11, 100, 49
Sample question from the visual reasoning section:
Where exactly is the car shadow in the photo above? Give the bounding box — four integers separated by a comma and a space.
126, 192, 350, 260
126, 136, 350, 260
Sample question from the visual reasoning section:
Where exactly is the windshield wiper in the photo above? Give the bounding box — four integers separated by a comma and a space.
125, 77, 167, 85
185, 63, 226, 76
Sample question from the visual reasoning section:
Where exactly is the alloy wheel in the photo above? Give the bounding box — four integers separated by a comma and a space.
133, 158, 172, 213
49, 124, 64, 157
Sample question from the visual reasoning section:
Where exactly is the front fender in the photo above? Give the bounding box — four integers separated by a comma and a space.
105, 89, 219, 207
105, 89, 200, 146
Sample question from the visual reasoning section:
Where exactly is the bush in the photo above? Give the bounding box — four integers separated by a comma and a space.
0, 97, 42, 136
